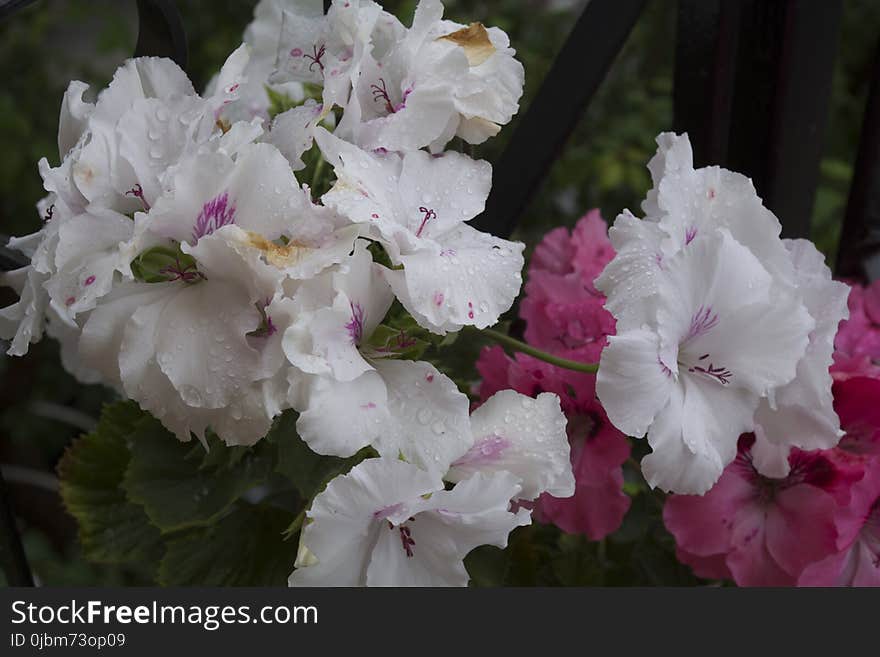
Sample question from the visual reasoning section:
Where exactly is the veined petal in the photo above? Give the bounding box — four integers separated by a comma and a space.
447, 390, 574, 500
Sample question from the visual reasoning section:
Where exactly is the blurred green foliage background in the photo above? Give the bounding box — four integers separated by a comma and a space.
1, 0, 878, 585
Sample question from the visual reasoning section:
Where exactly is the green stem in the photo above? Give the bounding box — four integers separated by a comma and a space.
310, 154, 327, 194
475, 327, 599, 374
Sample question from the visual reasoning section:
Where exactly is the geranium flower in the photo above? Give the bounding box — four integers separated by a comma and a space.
520, 210, 615, 360
289, 457, 530, 586
798, 376, 880, 586
664, 435, 854, 586
477, 347, 630, 539
316, 127, 523, 333
338, 0, 524, 151
597, 229, 813, 493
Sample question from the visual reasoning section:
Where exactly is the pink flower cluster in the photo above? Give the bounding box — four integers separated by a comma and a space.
476, 211, 629, 540
833, 280, 880, 380
664, 375, 880, 586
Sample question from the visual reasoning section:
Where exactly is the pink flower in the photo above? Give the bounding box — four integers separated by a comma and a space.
833, 280, 880, 380
664, 435, 852, 586
798, 376, 880, 586
476, 347, 631, 540
665, 375, 880, 586
521, 211, 616, 361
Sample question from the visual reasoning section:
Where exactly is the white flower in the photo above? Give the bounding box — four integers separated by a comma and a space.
315, 127, 524, 333
210, 0, 306, 124
751, 239, 850, 477
596, 132, 847, 490
597, 132, 792, 330
338, 0, 524, 151
270, 0, 395, 116
447, 390, 574, 500
596, 229, 813, 494
289, 457, 530, 586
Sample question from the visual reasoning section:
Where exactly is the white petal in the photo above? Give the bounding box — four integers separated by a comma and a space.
384, 224, 524, 333
448, 390, 574, 500
372, 359, 472, 476
395, 149, 492, 237
640, 385, 724, 494
295, 371, 390, 457
366, 470, 529, 587
290, 458, 440, 587
594, 210, 666, 330
596, 328, 673, 438
265, 102, 321, 171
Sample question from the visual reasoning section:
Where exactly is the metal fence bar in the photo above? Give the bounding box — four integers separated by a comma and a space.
836, 39, 880, 282
134, 0, 188, 70
673, 0, 742, 168
471, 0, 647, 239
726, 0, 842, 239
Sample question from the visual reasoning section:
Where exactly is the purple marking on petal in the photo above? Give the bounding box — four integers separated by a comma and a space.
683, 305, 719, 343
345, 301, 366, 344
373, 502, 405, 520
685, 225, 697, 244
452, 435, 511, 468
84, 275, 96, 286
192, 191, 236, 243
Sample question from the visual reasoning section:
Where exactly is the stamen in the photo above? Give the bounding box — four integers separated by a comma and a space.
159, 257, 204, 284
43, 204, 55, 222
126, 184, 150, 211
304, 44, 326, 73
370, 77, 395, 115
398, 525, 415, 558
415, 206, 436, 238
688, 358, 732, 385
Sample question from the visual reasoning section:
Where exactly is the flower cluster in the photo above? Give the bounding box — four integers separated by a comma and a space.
665, 375, 880, 586
476, 211, 630, 540
833, 279, 880, 380
0, 0, 576, 586
595, 132, 851, 494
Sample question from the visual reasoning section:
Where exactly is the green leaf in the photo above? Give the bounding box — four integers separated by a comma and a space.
158, 503, 296, 586
130, 244, 203, 284
58, 401, 164, 571
269, 409, 368, 497
123, 416, 276, 532
265, 85, 299, 119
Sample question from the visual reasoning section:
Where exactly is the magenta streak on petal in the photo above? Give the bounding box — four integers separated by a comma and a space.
373, 502, 404, 520
685, 225, 698, 244
658, 356, 674, 378
683, 305, 719, 343
452, 435, 511, 468
345, 301, 366, 344
360, 402, 377, 410
192, 191, 236, 243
